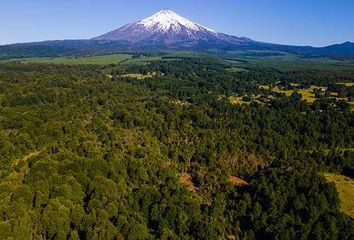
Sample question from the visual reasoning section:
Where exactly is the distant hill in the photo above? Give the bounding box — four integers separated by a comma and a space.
1, 9, 353, 60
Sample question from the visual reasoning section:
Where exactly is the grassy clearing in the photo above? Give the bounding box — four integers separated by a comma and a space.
228, 95, 265, 105
224, 50, 354, 71
122, 72, 157, 79
267, 84, 354, 107
4, 54, 182, 65
259, 85, 271, 90
323, 173, 354, 218
272, 86, 318, 102
6, 54, 133, 65
228, 96, 251, 105
123, 54, 184, 65
337, 82, 354, 87
179, 173, 198, 192
228, 176, 248, 186
170, 100, 191, 106
122, 56, 163, 65
263, 84, 354, 104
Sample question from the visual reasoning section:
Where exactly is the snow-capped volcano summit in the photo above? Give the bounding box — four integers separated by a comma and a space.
93, 9, 249, 44
139, 9, 216, 33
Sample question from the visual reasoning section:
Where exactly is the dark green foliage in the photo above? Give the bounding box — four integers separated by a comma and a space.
0, 59, 353, 239
227, 168, 354, 239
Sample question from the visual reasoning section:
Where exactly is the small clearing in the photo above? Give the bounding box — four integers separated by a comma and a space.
323, 172, 354, 218
122, 72, 156, 79
179, 173, 198, 192
229, 176, 248, 186
337, 82, 354, 87
228, 96, 251, 105
170, 100, 191, 106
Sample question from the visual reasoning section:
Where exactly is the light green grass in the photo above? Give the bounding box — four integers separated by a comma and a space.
7, 54, 178, 65
5, 54, 133, 65
337, 82, 354, 87
271, 86, 318, 103
122, 72, 156, 79
122, 56, 163, 65
323, 173, 354, 218
228, 96, 251, 105
338, 148, 354, 152
228, 95, 263, 105
224, 50, 354, 71
264, 84, 354, 105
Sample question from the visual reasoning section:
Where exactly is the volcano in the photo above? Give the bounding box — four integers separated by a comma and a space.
1, 9, 353, 60
92, 9, 250, 44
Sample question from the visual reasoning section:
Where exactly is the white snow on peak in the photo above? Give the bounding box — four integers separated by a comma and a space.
138, 9, 216, 33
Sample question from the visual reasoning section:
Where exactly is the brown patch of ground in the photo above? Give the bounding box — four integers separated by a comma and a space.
229, 176, 248, 186
179, 173, 198, 192
226, 235, 237, 240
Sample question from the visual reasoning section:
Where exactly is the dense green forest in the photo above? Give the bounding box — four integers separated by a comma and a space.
0, 57, 353, 239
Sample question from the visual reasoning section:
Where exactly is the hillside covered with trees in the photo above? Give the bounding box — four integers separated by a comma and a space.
0, 58, 353, 239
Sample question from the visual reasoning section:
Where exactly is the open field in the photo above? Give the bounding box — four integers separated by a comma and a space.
338, 82, 354, 87
323, 173, 354, 218
228, 95, 264, 105
1, 51, 220, 65
260, 84, 354, 107
2, 54, 182, 65
121, 55, 163, 64
122, 51, 215, 65
224, 50, 354, 71
271, 85, 318, 103
122, 72, 157, 79
5, 50, 353, 71
228, 96, 251, 105
4, 54, 133, 65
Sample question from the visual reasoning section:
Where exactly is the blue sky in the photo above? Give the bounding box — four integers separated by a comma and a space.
0, 0, 353, 46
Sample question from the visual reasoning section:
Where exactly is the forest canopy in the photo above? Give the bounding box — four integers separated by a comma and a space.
0, 58, 353, 239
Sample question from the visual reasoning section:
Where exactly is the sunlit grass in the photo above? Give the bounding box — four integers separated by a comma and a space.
337, 82, 354, 87
6, 54, 133, 65
323, 172, 354, 218
122, 72, 157, 79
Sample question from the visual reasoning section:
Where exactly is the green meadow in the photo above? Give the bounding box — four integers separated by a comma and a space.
224, 50, 354, 71
324, 173, 354, 218
4, 54, 133, 65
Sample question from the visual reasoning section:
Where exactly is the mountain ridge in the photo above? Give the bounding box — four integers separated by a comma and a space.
0, 9, 353, 60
